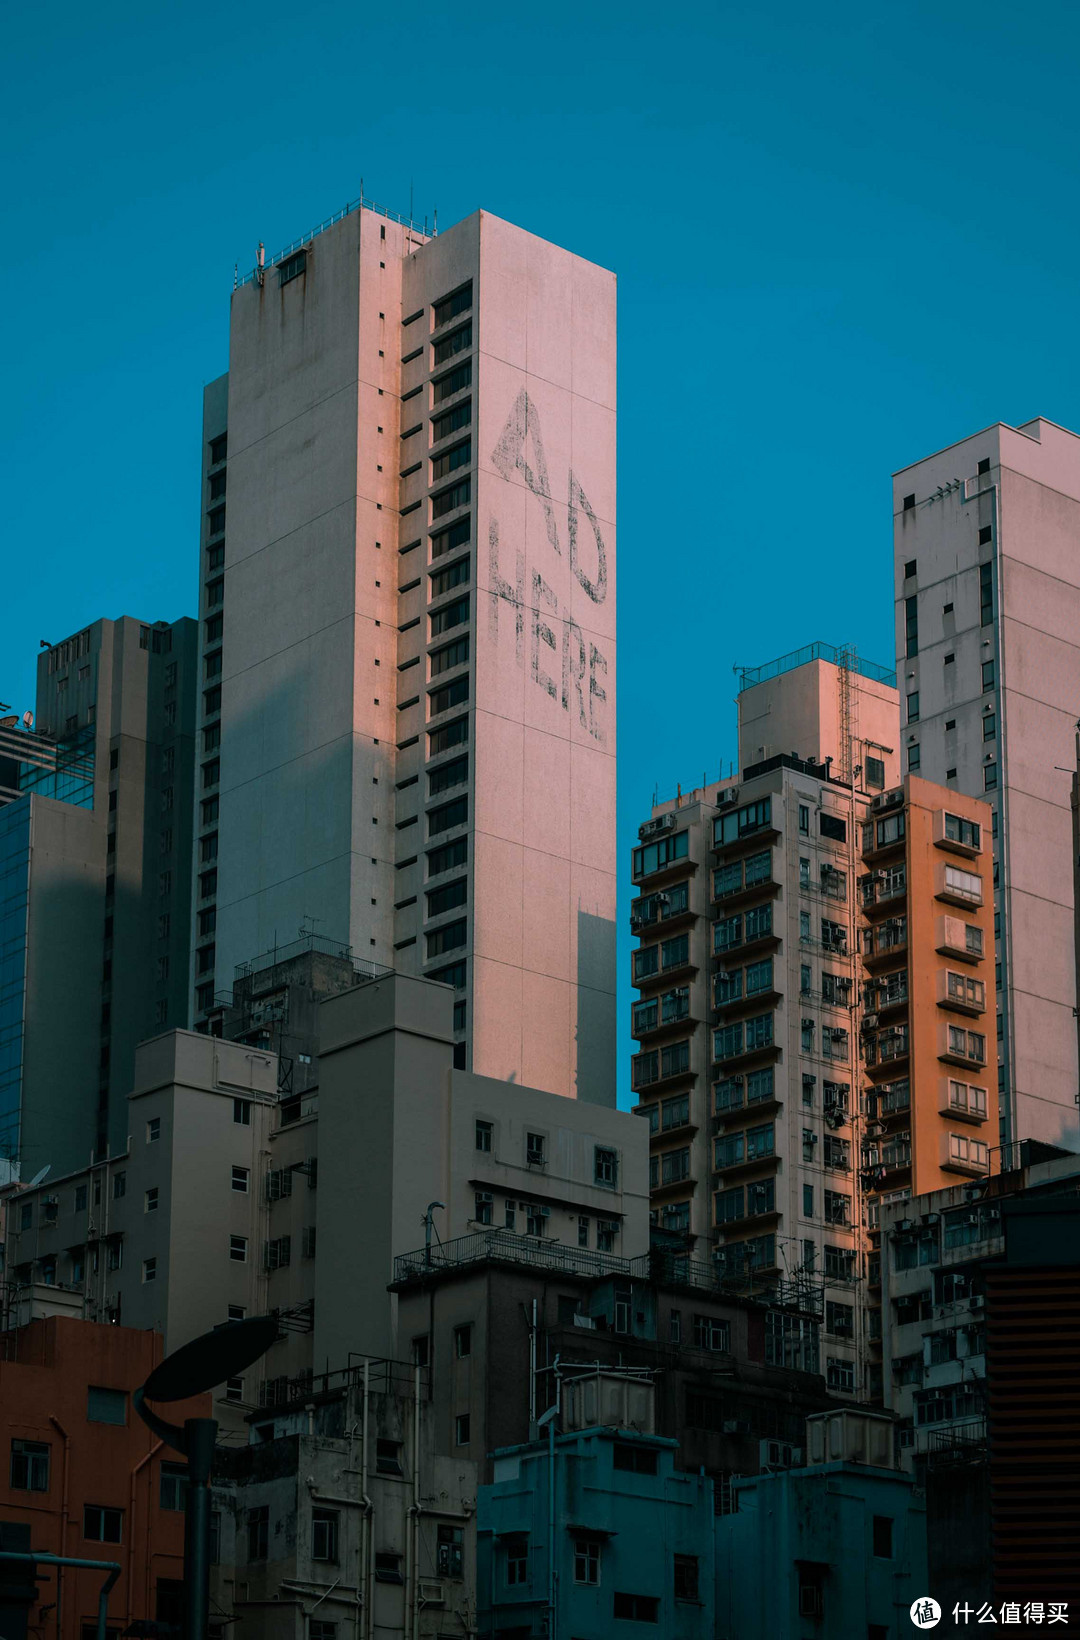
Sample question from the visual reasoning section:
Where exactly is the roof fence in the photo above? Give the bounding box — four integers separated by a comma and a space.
235, 191, 435, 288
738, 642, 897, 693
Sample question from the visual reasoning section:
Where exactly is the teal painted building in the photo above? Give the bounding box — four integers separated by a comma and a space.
478, 1425, 715, 1639
715, 1411, 929, 1640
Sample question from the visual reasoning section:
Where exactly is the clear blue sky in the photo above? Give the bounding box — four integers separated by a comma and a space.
6, 0, 1080, 1101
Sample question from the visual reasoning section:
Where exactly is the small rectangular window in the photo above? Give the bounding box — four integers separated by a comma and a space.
87, 1387, 127, 1426
231, 1166, 249, 1193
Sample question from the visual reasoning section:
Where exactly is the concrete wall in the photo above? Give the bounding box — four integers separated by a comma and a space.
893, 418, 1080, 1149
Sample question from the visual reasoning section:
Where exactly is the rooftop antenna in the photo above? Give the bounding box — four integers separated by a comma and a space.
409, 178, 414, 226
26, 1164, 50, 1189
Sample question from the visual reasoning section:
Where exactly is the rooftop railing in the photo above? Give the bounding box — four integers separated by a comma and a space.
737, 642, 897, 692
235, 192, 435, 288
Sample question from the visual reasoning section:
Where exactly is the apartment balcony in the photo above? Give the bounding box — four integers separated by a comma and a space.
861, 926, 909, 971
632, 950, 698, 991
647, 1114, 699, 1146
711, 1087, 783, 1127
631, 1007, 699, 1044
863, 1031, 910, 1078
712, 982, 783, 1017
631, 1050, 697, 1097
633, 854, 699, 893
936, 972, 986, 1018
860, 872, 908, 917
630, 898, 696, 937
712, 871, 781, 911
714, 923, 782, 965
651, 1169, 697, 1202
713, 1203, 780, 1236
711, 1150, 779, 1184
939, 1084, 989, 1126
865, 1080, 911, 1126
712, 1039, 781, 1078
711, 816, 781, 860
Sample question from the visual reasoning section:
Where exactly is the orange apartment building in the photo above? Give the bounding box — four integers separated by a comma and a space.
859, 775, 999, 1277
0, 1315, 209, 1639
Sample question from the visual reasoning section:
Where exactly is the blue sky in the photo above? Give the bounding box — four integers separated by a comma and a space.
6, 1, 1080, 1101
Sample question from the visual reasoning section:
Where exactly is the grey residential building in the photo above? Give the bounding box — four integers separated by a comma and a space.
0, 614, 197, 1175
893, 417, 1080, 1150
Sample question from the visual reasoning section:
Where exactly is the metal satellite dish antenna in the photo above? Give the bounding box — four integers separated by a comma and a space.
134, 1315, 277, 1640
26, 1164, 50, 1189
22, 711, 33, 731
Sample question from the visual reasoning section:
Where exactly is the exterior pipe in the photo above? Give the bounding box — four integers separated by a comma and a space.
127, 1440, 162, 1628
364, 1362, 375, 1640
48, 1416, 70, 1640
409, 1361, 421, 1640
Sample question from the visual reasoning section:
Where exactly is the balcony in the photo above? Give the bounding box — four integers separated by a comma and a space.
939, 1029, 987, 1071
933, 810, 983, 861
712, 1148, 779, 1183
860, 869, 907, 916
630, 890, 695, 936
632, 947, 697, 990
937, 971, 986, 1018
864, 1029, 909, 1077
712, 1079, 782, 1126
712, 1036, 780, 1077
712, 870, 780, 911
936, 866, 984, 910
861, 922, 908, 971
631, 1003, 696, 1043
713, 978, 782, 1017
939, 1081, 989, 1125
866, 1079, 911, 1124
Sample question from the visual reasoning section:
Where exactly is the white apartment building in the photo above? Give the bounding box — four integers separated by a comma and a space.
192, 198, 616, 1106
893, 417, 1080, 1150
3, 975, 647, 1427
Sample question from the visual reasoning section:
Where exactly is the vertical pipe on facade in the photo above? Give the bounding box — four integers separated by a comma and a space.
410, 1361, 421, 1640
126, 1439, 161, 1628
48, 1415, 70, 1640
364, 1362, 375, 1640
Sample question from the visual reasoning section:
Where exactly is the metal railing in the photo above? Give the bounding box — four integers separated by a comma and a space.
235, 192, 435, 288
737, 642, 897, 692
392, 1230, 826, 1316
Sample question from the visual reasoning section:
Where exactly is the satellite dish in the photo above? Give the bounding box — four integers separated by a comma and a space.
22, 712, 33, 731
143, 1315, 279, 1403
26, 1164, 50, 1189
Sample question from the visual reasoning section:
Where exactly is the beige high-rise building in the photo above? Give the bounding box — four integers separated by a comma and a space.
192, 198, 616, 1105
630, 646, 901, 1399
893, 417, 1080, 1150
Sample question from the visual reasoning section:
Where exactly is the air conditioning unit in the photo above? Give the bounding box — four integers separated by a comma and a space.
717, 787, 739, 806
862, 1013, 880, 1031
419, 1580, 445, 1605
572, 1313, 598, 1329
871, 788, 904, 813
760, 1439, 802, 1469
638, 814, 675, 840
969, 1293, 985, 1310
898, 1218, 913, 1232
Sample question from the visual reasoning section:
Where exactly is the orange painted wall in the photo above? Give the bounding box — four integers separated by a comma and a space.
905, 776, 998, 1193
0, 1317, 211, 1639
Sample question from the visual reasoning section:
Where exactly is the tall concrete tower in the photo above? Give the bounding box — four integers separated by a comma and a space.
893, 417, 1080, 1151
191, 201, 616, 1104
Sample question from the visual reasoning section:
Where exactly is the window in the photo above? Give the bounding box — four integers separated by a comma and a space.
246, 1506, 269, 1561
454, 1324, 472, 1359
865, 755, 885, 789
376, 1439, 403, 1474
431, 441, 471, 484
279, 247, 307, 284
798, 804, 809, 835
433, 323, 471, 366
374, 1552, 403, 1583
674, 1554, 699, 1602
233, 1098, 251, 1125
982, 658, 995, 691
661, 1148, 690, 1184
614, 1443, 658, 1474
872, 1515, 893, 1558
803, 1184, 814, 1218
428, 755, 468, 796
229, 1236, 248, 1262
437, 1523, 464, 1579
10, 1440, 50, 1492
84, 1505, 123, 1544
231, 1165, 250, 1193
980, 560, 994, 624
905, 595, 918, 658
984, 763, 997, 791
312, 1509, 340, 1563
595, 1146, 618, 1186
826, 1300, 854, 1338
908, 742, 920, 771
827, 1357, 855, 1393
574, 1536, 601, 1585
455, 1414, 471, 1445
87, 1387, 126, 1426
613, 1593, 660, 1623
428, 715, 468, 758
426, 918, 466, 958
75, 1183, 88, 1212
310, 1625, 337, 1640
159, 1462, 188, 1511
474, 1190, 493, 1225
432, 401, 472, 445
506, 1535, 529, 1584
693, 1315, 729, 1352
428, 796, 468, 836
475, 1119, 492, 1152
819, 813, 846, 842
944, 812, 981, 849
430, 633, 469, 672
429, 836, 468, 876
113, 1172, 126, 1200
434, 282, 472, 327
943, 865, 982, 904
597, 1219, 617, 1251
633, 830, 689, 878
907, 691, 919, 724
225, 1378, 244, 1403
